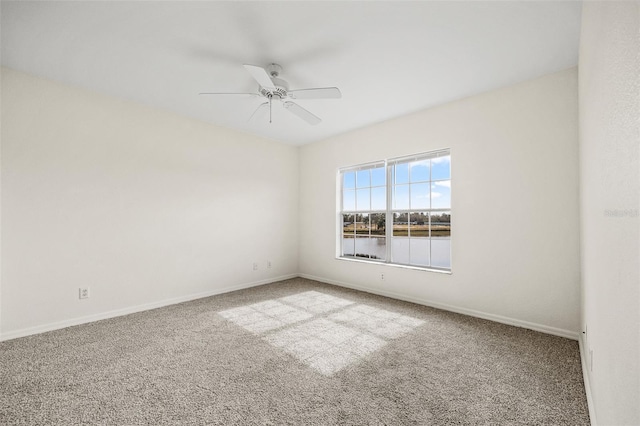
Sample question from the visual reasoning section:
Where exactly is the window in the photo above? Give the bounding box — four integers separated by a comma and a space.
339, 150, 451, 271
341, 162, 387, 261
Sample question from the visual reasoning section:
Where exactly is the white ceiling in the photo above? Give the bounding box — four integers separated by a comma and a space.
1, 1, 582, 145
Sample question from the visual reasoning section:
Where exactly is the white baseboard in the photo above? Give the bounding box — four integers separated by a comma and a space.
299, 273, 580, 340
0, 272, 580, 343
578, 335, 597, 425
0, 274, 297, 342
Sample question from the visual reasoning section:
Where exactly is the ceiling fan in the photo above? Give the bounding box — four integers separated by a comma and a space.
200, 63, 341, 125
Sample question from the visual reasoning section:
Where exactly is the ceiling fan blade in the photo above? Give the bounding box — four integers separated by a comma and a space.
283, 101, 321, 125
243, 64, 275, 90
248, 102, 269, 122
288, 87, 342, 99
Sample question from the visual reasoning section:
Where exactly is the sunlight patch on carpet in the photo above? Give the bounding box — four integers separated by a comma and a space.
218, 291, 425, 376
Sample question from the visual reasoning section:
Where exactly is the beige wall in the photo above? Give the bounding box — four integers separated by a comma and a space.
299, 68, 581, 337
1, 66, 584, 344
579, 2, 640, 424
0, 68, 299, 338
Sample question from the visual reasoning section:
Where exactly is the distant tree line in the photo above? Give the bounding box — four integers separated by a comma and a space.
343, 212, 450, 229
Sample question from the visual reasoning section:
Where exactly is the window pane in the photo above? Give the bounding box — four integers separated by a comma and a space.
342, 214, 355, 235
410, 238, 430, 267
343, 171, 355, 189
394, 163, 409, 184
355, 237, 385, 260
392, 238, 409, 264
430, 211, 451, 237
370, 213, 386, 236
373, 237, 386, 261
371, 166, 386, 187
431, 181, 451, 209
431, 239, 451, 268
343, 237, 355, 257
371, 187, 386, 210
356, 169, 370, 188
430, 211, 451, 268
343, 189, 355, 211
409, 212, 429, 237
410, 159, 429, 182
431, 155, 451, 180
393, 184, 409, 210
354, 213, 369, 236
393, 212, 409, 237
342, 213, 355, 257
410, 182, 430, 209
356, 188, 370, 211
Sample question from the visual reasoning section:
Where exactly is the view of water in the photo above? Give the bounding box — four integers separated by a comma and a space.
342, 237, 451, 269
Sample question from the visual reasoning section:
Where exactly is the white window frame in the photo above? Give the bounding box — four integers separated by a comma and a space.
338, 149, 451, 273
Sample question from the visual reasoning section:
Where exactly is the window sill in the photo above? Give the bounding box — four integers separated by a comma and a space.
336, 256, 452, 275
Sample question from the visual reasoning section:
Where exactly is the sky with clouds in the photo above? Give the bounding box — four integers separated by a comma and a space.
343, 155, 451, 212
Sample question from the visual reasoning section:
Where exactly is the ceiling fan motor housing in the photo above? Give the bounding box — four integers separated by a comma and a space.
260, 76, 289, 99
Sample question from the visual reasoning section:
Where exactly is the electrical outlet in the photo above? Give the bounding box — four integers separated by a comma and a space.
79, 287, 90, 299
380, 273, 385, 281
267, 261, 272, 269
253, 262, 258, 271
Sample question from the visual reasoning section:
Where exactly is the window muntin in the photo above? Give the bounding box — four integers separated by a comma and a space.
340, 151, 451, 271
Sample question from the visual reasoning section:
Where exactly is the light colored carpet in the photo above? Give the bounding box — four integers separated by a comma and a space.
0, 277, 589, 425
